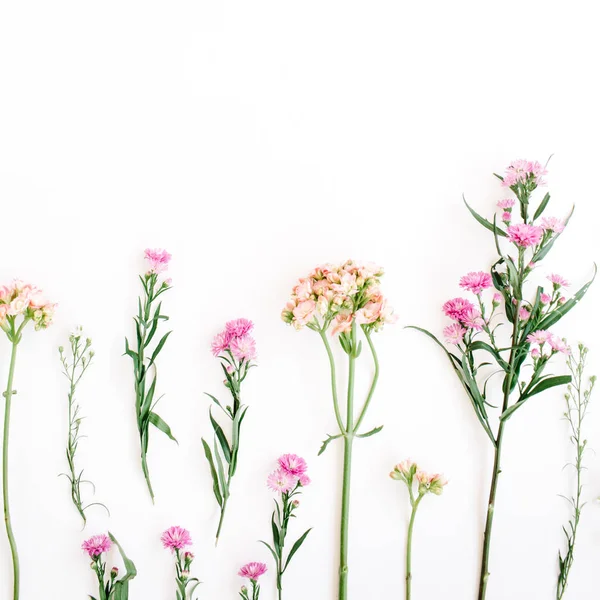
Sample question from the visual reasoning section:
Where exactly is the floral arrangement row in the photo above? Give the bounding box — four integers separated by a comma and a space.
0, 159, 596, 600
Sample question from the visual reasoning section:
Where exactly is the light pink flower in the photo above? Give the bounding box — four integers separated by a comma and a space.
390, 459, 417, 480
497, 198, 516, 209
519, 307, 530, 321
502, 211, 511, 222
7, 295, 30, 316
82, 534, 112, 558
527, 330, 550, 345
540, 293, 551, 305
459, 271, 493, 295
225, 318, 254, 338
330, 312, 353, 336
267, 469, 296, 493
211, 331, 232, 356
298, 474, 311, 487
0, 304, 8, 324
548, 336, 570, 355
230, 335, 257, 361
278, 454, 308, 477
547, 274, 569, 288
416, 471, 448, 495
443, 323, 466, 345
292, 300, 316, 328
502, 159, 547, 187
507, 223, 543, 248
462, 308, 484, 331
239, 562, 268, 582
161, 526, 192, 551
144, 248, 172, 274
492, 293, 502, 305
540, 217, 565, 233
442, 298, 475, 321
531, 347, 541, 358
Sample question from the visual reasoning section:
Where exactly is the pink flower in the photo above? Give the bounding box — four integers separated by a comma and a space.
278, 454, 308, 477
82, 534, 112, 558
161, 526, 192, 551
239, 562, 268, 582
292, 300, 316, 328
531, 347, 541, 358
230, 335, 257, 361
527, 330, 550, 345
298, 474, 311, 487
442, 298, 475, 321
144, 248, 172, 275
390, 459, 417, 480
507, 223, 543, 247
497, 198, 516, 209
459, 272, 493, 295
330, 312, 353, 336
547, 274, 569, 288
502, 159, 547, 187
225, 318, 254, 338
548, 336, 570, 355
519, 307, 530, 321
211, 331, 232, 356
540, 217, 565, 233
7, 295, 30, 316
462, 309, 484, 331
443, 323, 466, 345
492, 293, 502, 305
540, 293, 551, 305
415, 471, 448, 495
502, 211, 512, 222
267, 468, 296, 493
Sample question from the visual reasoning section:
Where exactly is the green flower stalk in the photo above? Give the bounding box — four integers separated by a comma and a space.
282, 260, 396, 600
390, 460, 447, 600
82, 532, 137, 600
410, 160, 595, 600
556, 344, 595, 599
59, 326, 107, 526
124, 249, 177, 503
161, 526, 200, 600
1, 279, 56, 600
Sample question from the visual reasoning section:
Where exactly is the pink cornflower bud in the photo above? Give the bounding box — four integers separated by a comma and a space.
502, 211, 511, 222
492, 293, 502, 306
531, 347, 541, 358
292, 499, 300, 507
519, 307, 530, 321
540, 293, 551, 305
559, 296, 566, 304
111, 567, 119, 578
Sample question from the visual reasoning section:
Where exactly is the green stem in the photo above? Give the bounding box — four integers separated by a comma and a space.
353, 330, 379, 433
141, 447, 155, 503
215, 487, 229, 545
319, 330, 345, 433
3, 339, 20, 600
406, 494, 423, 600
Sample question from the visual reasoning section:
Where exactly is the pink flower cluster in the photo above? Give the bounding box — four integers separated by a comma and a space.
442, 296, 484, 344
281, 260, 396, 334
239, 562, 267, 582
0, 280, 56, 330
211, 318, 257, 361
82, 534, 112, 558
526, 330, 570, 357
267, 454, 310, 494
501, 159, 547, 188
390, 459, 448, 496
144, 248, 172, 275
161, 526, 193, 551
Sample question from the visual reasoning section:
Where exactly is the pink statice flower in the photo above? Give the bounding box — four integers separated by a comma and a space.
239, 562, 267, 582
161, 526, 192, 551
442, 298, 475, 321
547, 274, 569, 288
540, 216, 565, 234
226, 318, 254, 338
230, 335, 257, 361
507, 223, 544, 248
443, 323, 466, 345
267, 469, 296, 493
497, 198, 516, 209
459, 271, 493, 295
144, 248, 172, 275
278, 454, 308, 477
82, 534, 112, 558
502, 159, 547, 187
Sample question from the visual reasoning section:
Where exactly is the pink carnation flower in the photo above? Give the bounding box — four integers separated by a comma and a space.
540, 293, 551, 305
507, 224, 543, 248
459, 271, 493, 295
278, 454, 308, 477
502, 159, 547, 187
540, 216, 565, 233
527, 330, 551, 345
161, 526, 192, 551
267, 468, 296, 493
442, 298, 475, 321
443, 323, 466, 345
211, 331, 232, 356
462, 308, 484, 331
144, 248, 172, 274
82, 534, 112, 558
225, 318, 254, 338
239, 562, 268, 582
298, 474, 311, 487
519, 307, 530, 321
229, 335, 257, 361
547, 274, 569, 288
497, 198, 516, 209
548, 336, 570, 355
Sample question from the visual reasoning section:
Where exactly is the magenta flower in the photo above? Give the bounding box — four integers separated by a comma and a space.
161, 526, 192, 551
462, 308, 484, 331
211, 331, 232, 356
144, 248, 172, 275
225, 318, 254, 338
278, 454, 308, 477
502, 211, 512, 223
497, 198, 516, 209
459, 271, 493, 295
540, 216, 565, 234
540, 293, 551, 305
239, 562, 268, 582
82, 534, 112, 558
443, 323, 466, 345
230, 335, 257, 361
442, 298, 475, 321
507, 223, 543, 248
267, 468, 296, 493
547, 274, 569, 288
298, 474, 311, 487
502, 159, 547, 187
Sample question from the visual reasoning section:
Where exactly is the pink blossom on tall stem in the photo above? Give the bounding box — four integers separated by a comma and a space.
82, 534, 112, 558
239, 562, 268, 581
502, 211, 511, 223
540, 216, 565, 233
548, 336, 570, 355
442, 298, 475, 321
507, 223, 544, 248
497, 198, 516, 209
144, 248, 172, 274
161, 526, 192, 551
267, 469, 296, 493
230, 335, 257, 361
443, 323, 466, 344
226, 318, 254, 338
278, 454, 308, 477
462, 309, 484, 331
502, 159, 547, 187
527, 330, 551, 345
459, 272, 493, 295
548, 274, 569, 288
211, 331, 232, 356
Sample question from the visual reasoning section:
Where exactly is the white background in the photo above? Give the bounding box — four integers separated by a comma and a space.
1, 2, 600, 599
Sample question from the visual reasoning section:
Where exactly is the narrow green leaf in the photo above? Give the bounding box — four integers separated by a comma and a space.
201, 439, 223, 506
532, 206, 575, 262
318, 433, 342, 455
522, 375, 572, 401
108, 532, 137, 581
213, 438, 228, 500
533, 192, 551, 221
271, 512, 280, 552
283, 528, 312, 572
356, 425, 383, 439
150, 331, 172, 364
259, 540, 279, 564
468, 341, 509, 372
463, 195, 507, 237
210, 409, 232, 464
149, 412, 177, 442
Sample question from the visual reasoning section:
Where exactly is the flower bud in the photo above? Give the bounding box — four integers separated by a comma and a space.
111, 567, 119, 578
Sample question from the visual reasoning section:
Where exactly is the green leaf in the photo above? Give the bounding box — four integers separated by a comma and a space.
463, 196, 507, 237
468, 341, 509, 372
150, 331, 172, 364
533, 192, 551, 221
283, 528, 312, 572
230, 405, 248, 476
210, 409, 231, 464
108, 532, 137, 583
356, 425, 383, 439
149, 412, 177, 442
204, 392, 229, 416
213, 437, 228, 500
201, 439, 223, 507
318, 433, 342, 456
259, 540, 279, 564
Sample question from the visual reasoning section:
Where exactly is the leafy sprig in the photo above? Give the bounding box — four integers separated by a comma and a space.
88, 533, 137, 600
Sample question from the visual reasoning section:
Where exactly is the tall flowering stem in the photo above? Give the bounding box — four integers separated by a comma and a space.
82, 532, 137, 600
202, 318, 257, 544
390, 460, 447, 600
260, 454, 312, 600
161, 526, 201, 599
410, 160, 595, 600
124, 249, 177, 502
1, 280, 55, 599
282, 260, 396, 599
238, 562, 267, 600
59, 326, 106, 526
556, 345, 595, 599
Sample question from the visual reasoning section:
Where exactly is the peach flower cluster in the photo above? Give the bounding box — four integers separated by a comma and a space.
0, 280, 56, 331
281, 260, 396, 334
390, 459, 448, 496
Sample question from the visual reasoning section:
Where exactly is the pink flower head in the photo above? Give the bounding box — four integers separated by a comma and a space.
548, 335, 570, 355
442, 298, 475, 321
292, 299, 317, 328
225, 318, 254, 338
82, 534, 112, 558
540, 217, 565, 234
527, 330, 550, 345
298, 474, 311, 487
462, 308, 484, 331
540, 293, 551, 305
267, 468, 296, 493
531, 347, 541, 358
492, 293, 502, 305
161, 526, 192, 551
502, 211, 512, 222
443, 323, 466, 345
459, 272, 493, 295
278, 454, 308, 477
519, 307, 530, 321
497, 198, 516, 209
547, 274, 569, 288
230, 335, 257, 361
144, 248, 171, 275
507, 223, 543, 248
211, 330, 232, 356
330, 312, 353, 336
239, 562, 267, 582
502, 159, 547, 187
